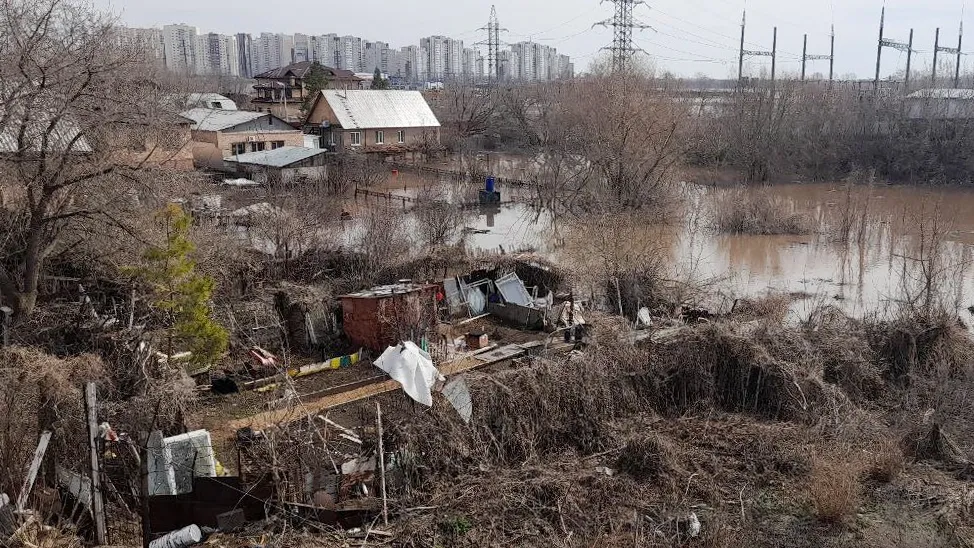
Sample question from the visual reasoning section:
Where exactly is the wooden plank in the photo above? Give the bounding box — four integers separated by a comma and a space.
227, 349, 518, 433
16, 430, 51, 512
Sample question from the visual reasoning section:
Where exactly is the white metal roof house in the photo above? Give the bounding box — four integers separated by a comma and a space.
304, 90, 440, 153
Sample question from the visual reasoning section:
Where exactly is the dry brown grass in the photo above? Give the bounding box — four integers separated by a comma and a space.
867, 438, 906, 483
710, 187, 813, 235
615, 434, 676, 481
808, 451, 861, 524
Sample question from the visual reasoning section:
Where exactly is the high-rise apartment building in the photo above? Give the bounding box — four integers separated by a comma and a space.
363, 41, 390, 74
293, 33, 311, 63
236, 33, 253, 78
312, 34, 339, 67
420, 36, 448, 80
162, 24, 199, 73
117, 27, 165, 63
395, 45, 427, 82
462, 48, 484, 80
250, 33, 293, 75
337, 35, 363, 72
195, 33, 239, 76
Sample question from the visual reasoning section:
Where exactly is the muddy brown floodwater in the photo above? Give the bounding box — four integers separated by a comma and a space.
362, 161, 974, 317
456, 182, 974, 319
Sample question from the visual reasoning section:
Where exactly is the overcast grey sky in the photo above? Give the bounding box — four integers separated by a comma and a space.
91, 0, 971, 79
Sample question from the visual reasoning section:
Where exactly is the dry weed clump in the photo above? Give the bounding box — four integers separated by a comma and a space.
648, 323, 847, 423
866, 438, 906, 483
615, 434, 676, 481
808, 450, 862, 524
709, 187, 813, 235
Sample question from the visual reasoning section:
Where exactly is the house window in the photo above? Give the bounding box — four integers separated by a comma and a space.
328, 132, 336, 146
375, 130, 384, 145
397, 130, 405, 144
212, 101, 223, 109
271, 140, 285, 150
349, 131, 361, 146
251, 141, 266, 152
232, 142, 247, 155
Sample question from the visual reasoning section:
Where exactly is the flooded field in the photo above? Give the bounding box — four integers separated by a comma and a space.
341, 159, 974, 317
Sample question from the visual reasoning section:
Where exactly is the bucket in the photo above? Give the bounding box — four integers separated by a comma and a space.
485, 176, 496, 193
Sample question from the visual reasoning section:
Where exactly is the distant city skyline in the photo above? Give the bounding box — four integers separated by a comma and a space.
92, 0, 974, 80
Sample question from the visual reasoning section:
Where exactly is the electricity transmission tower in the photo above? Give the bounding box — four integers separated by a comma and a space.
932, 22, 963, 87
801, 26, 834, 82
874, 7, 914, 91
596, 0, 651, 71
738, 11, 777, 84
478, 6, 506, 81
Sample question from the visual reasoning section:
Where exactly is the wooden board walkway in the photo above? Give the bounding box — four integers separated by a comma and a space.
224, 342, 572, 434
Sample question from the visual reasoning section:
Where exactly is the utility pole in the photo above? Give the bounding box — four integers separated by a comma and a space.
771, 27, 777, 84
956, 21, 964, 87
802, 28, 834, 82
875, 6, 885, 91
830, 25, 835, 81
933, 27, 940, 85
738, 11, 776, 85
596, 0, 651, 72
905, 28, 914, 90
738, 10, 746, 83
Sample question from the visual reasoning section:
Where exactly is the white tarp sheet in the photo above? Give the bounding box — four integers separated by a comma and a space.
374, 341, 443, 406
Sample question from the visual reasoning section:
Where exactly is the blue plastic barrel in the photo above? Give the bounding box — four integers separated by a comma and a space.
485, 176, 496, 193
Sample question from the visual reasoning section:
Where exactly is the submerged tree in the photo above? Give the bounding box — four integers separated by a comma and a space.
133, 204, 227, 369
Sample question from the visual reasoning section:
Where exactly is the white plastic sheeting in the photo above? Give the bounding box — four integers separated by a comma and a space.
374, 342, 444, 406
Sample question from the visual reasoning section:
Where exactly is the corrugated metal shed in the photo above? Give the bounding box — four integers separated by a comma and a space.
321, 90, 440, 130
180, 108, 268, 131
224, 146, 327, 168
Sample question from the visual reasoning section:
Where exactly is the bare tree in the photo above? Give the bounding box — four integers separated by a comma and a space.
414, 182, 469, 249
427, 80, 495, 153
0, 0, 188, 321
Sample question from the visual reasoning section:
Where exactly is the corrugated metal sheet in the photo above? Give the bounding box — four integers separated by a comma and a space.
180, 108, 267, 131
225, 146, 327, 168
322, 90, 441, 130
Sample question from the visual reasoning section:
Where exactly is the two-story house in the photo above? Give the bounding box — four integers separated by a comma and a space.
252, 61, 363, 124
303, 90, 441, 153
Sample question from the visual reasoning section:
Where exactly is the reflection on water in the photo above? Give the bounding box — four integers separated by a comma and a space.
458, 183, 974, 317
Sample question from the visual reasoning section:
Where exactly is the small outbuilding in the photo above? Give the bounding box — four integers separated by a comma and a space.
340, 283, 439, 352
223, 146, 329, 185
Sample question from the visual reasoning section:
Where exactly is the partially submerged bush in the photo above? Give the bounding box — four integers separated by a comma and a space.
710, 187, 812, 235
